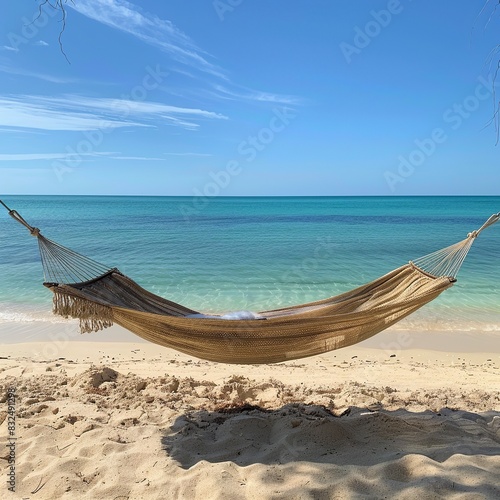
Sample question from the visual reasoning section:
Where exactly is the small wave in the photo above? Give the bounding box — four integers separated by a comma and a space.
0, 309, 70, 324
390, 319, 500, 333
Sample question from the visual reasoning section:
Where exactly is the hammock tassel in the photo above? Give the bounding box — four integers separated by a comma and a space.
52, 291, 114, 333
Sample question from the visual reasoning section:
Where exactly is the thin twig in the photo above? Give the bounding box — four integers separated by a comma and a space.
32, 0, 73, 64
31, 477, 46, 494
475, 0, 500, 144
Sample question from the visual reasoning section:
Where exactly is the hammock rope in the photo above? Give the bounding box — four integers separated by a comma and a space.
1, 199, 112, 283
411, 212, 500, 278
411, 237, 474, 279
38, 234, 112, 284
2, 199, 499, 364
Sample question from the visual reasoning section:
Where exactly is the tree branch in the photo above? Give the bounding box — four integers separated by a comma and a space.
32, 0, 73, 64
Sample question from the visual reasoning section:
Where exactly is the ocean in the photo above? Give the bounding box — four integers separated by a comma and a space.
0, 195, 499, 332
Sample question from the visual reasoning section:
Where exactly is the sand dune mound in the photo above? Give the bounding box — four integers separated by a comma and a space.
71, 366, 119, 389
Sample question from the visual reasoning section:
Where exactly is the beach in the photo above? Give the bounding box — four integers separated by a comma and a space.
2, 0, 499, 495
1, 321, 499, 499
1, 196, 499, 498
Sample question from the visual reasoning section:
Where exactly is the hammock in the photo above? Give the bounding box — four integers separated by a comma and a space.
2, 200, 499, 364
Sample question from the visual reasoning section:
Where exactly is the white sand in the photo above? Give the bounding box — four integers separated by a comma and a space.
1, 322, 499, 499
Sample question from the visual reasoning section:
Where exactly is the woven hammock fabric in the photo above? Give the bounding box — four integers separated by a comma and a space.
1, 200, 498, 365
45, 264, 453, 363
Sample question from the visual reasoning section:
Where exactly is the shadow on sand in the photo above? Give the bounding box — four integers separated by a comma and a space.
161, 403, 500, 469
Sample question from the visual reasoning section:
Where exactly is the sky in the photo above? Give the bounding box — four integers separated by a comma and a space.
0, 0, 498, 196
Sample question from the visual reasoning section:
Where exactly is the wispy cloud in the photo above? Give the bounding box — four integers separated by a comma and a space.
1, 45, 18, 52
160, 83, 302, 108
0, 127, 47, 135
163, 152, 213, 157
64, 95, 227, 119
0, 153, 90, 161
0, 152, 166, 162
66, 0, 302, 108
0, 94, 227, 132
0, 95, 146, 131
34, 40, 49, 47
105, 155, 165, 160
0, 152, 127, 162
0, 65, 77, 84
212, 85, 303, 105
45, 94, 228, 130
0, 167, 50, 173
68, 0, 225, 79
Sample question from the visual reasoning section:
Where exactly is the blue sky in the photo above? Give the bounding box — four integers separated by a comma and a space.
0, 0, 498, 196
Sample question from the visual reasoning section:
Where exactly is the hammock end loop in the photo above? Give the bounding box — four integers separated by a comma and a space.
472, 212, 500, 238
5, 208, 40, 236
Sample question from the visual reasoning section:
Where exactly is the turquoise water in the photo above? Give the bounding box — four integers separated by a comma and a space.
0, 196, 499, 331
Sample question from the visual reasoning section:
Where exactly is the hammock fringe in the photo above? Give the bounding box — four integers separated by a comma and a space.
53, 292, 114, 333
